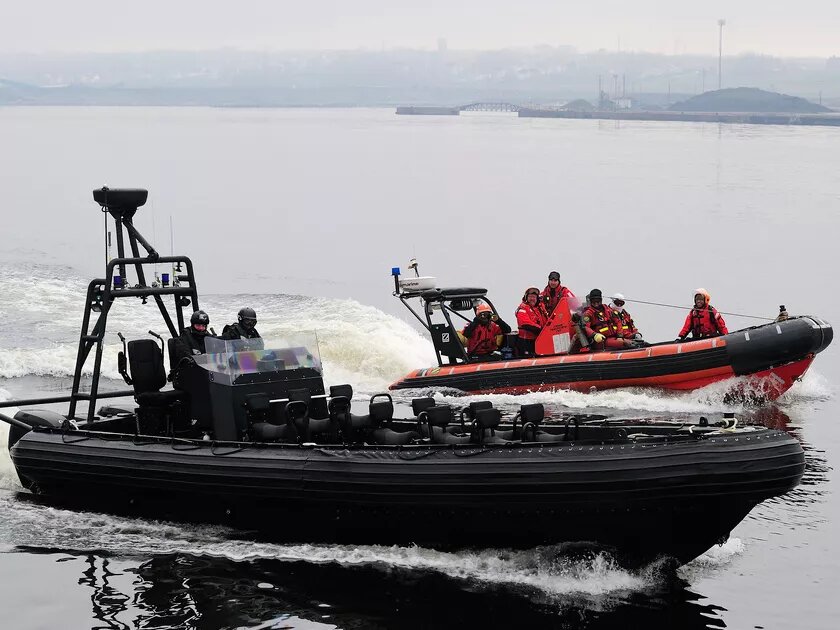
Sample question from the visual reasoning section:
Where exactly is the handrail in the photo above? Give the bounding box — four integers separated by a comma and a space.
0, 390, 135, 410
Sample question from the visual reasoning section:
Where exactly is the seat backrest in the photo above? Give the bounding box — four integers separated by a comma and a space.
285, 400, 310, 442
474, 408, 502, 444
244, 393, 272, 423
425, 405, 453, 428
466, 401, 493, 420
475, 408, 501, 431
369, 400, 394, 426
330, 384, 353, 399
412, 397, 436, 417
520, 403, 544, 426
128, 339, 166, 395
289, 388, 312, 403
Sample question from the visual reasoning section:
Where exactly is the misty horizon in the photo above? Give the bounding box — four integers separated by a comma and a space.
3, 1, 840, 58
2, 44, 838, 61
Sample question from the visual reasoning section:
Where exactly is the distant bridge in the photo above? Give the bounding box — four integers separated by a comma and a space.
396, 103, 522, 116
458, 102, 521, 113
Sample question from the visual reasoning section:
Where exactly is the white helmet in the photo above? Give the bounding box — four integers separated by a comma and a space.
610, 293, 626, 311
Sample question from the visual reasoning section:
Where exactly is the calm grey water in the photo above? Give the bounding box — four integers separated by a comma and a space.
0, 107, 838, 629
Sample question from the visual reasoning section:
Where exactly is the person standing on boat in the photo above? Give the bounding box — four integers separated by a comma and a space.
540, 271, 575, 316
174, 310, 212, 364
611, 293, 643, 341
582, 289, 633, 351
516, 287, 547, 357
458, 303, 510, 361
222, 307, 261, 340
677, 289, 728, 340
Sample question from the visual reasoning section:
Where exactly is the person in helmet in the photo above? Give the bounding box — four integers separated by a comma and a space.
457, 302, 511, 361
678, 288, 728, 340
610, 293, 643, 341
222, 307, 261, 340
174, 309, 212, 365
540, 271, 575, 316
515, 287, 547, 357
582, 289, 635, 351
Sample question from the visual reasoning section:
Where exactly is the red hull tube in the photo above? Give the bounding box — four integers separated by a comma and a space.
390, 317, 831, 400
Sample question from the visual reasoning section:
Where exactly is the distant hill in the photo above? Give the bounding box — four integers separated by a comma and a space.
670, 87, 830, 113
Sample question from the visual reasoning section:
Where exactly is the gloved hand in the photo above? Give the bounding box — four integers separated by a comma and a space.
675, 336, 686, 343
633, 333, 643, 340
593, 333, 605, 343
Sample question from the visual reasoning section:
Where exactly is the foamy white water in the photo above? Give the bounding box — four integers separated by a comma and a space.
0, 492, 653, 599
0, 261, 435, 393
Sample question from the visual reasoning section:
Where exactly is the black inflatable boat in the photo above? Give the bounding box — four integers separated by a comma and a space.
0, 187, 805, 568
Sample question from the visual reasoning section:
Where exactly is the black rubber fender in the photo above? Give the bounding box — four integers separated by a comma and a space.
7, 409, 65, 451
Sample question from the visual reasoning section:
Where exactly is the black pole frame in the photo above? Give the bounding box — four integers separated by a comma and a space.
395, 291, 501, 367
62, 195, 202, 424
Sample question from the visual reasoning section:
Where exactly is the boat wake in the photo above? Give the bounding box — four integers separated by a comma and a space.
392, 368, 832, 417
0, 491, 739, 603
0, 261, 435, 393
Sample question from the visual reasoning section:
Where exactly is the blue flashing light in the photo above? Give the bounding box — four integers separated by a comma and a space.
391, 267, 401, 276
161, 272, 170, 286
113, 275, 123, 288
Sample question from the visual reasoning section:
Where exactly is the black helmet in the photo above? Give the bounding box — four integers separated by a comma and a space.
238, 307, 257, 329
589, 288, 603, 300
548, 271, 560, 282
190, 310, 210, 327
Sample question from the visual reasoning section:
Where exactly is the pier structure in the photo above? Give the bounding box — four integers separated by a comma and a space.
396, 102, 840, 127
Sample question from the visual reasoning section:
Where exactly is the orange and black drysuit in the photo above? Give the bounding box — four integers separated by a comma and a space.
679, 306, 728, 339
540, 285, 575, 316
516, 292, 547, 356
582, 304, 626, 351
614, 309, 639, 338
461, 317, 511, 358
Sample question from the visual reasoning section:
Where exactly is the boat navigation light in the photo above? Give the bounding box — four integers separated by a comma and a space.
391, 267, 401, 276
113, 275, 123, 289
161, 272, 170, 287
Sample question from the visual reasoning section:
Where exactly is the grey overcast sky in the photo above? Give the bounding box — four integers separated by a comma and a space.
3, 0, 839, 57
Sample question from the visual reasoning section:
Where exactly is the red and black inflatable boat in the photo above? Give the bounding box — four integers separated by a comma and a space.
388, 278, 832, 399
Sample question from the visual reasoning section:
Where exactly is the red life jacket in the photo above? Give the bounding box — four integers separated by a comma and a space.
540, 285, 575, 315
582, 305, 621, 339
516, 302, 547, 340
463, 321, 502, 355
680, 305, 728, 338
614, 309, 638, 337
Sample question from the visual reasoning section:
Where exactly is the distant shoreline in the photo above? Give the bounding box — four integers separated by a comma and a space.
397, 105, 840, 127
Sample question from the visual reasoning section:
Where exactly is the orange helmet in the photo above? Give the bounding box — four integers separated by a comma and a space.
694, 288, 711, 305
475, 303, 492, 316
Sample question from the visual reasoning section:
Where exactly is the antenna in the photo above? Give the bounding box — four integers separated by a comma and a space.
170, 215, 181, 273
408, 257, 420, 277
151, 200, 158, 280
103, 211, 109, 267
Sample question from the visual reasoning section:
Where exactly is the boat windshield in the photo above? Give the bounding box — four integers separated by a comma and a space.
195, 333, 322, 385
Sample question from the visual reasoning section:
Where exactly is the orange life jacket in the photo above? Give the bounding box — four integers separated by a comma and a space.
614, 309, 638, 337
516, 302, 547, 340
582, 305, 621, 339
463, 321, 502, 355
679, 305, 728, 339
540, 285, 575, 315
